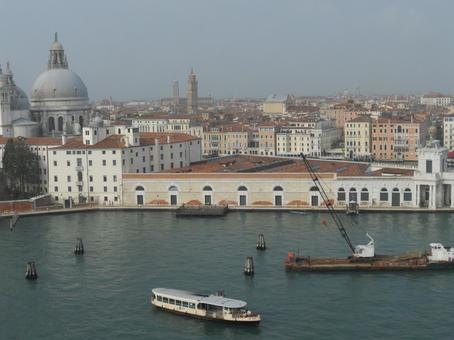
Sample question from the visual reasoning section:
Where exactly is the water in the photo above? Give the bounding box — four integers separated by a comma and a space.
1, 211, 454, 339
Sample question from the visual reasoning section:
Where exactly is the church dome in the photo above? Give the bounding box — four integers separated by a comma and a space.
0, 62, 30, 111
31, 68, 88, 101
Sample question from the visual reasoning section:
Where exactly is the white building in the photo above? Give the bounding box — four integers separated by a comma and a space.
420, 93, 451, 107
48, 121, 201, 206
276, 120, 341, 157
443, 116, 454, 150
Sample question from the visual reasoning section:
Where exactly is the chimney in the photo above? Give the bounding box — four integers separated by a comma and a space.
61, 134, 67, 145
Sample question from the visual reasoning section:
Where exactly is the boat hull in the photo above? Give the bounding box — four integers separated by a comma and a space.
285, 254, 454, 272
151, 302, 260, 324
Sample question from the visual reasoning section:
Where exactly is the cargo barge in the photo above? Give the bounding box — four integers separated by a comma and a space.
285, 241, 454, 271
285, 153, 454, 272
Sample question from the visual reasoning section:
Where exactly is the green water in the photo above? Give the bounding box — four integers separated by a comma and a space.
1, 211, 454, 339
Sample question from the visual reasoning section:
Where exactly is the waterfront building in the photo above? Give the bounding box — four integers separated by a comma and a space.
371, 116, 428, 161
122, 139, 454, 210
262, 94, 290, 114
186, 68, 198, 114
249, 123, 279, 156
344, 116, 372, 159
0, 63, 38, 137
30, 33, 90, 136
420, 92, 451, 107
48, 121, 201, 205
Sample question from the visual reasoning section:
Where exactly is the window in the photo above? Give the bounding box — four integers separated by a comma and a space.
67, 176, 71, 182
103, 176, 107, 182
163, 297, 168, 303
89, 176, 93, 182
182, 301, 188, 307
360, 188, 369, 201
54, 186, 58, 192
54, 176, 58, 182
54, 161, 57, 166
90, 186, 93, 192
380, 188, 388, 201
113, 160, 117, 166
68, 186, 72, 192
103, 160, 106, 166
104, 196, 108, 202
104, 186, 107, 192
157, 296, 162, 302
426, 160, 432, 174
77, 158, 82, 166
102, 150, 106, 155
114, 186, 117, 192
67, 161, 71, 166
160, 164, 164, 170
337, 188, 346, 201
89, 160, 92, 166
403, 188, 412, 201
113, 175, 117, 182
203, 185, 213, 191
176, 300, 181, 306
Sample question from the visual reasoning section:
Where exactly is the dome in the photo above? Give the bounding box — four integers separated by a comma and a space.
31, 69, 88, 101
11, 86, 30, 111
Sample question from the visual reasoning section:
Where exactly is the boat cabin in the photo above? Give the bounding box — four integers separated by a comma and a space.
428, 243, 454, 262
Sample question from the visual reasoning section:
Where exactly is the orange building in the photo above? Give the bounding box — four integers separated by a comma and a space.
371, 116, 428, 161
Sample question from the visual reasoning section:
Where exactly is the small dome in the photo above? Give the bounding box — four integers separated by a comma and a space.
31, 69, 88, 101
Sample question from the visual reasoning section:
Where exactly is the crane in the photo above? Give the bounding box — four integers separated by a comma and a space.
300, 153, 355, 253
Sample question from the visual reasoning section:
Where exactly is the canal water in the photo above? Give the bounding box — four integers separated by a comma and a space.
1, 211, 454, 339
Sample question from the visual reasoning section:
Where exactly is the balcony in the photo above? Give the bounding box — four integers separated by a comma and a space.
77, 181, 83, 186
76, 165, 84, 171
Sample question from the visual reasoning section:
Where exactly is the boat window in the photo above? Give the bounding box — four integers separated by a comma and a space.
197, 303, 206, 309
152, 294, 156, 300
169, 299, 175, 305
189, 303, 196, 309
182, 301, 189, 307
162, 297, 168, 303
175, 300, 181, 306
157, 295, 162, 302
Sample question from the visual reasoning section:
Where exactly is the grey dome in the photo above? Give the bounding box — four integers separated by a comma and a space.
11, 87, 30, 110
31, 69, 88, 101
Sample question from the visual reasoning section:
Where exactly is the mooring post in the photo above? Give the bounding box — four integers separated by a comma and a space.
244, 256, 254, 276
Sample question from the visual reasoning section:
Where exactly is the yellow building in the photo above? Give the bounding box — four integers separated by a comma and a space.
344, 116, 372, 159
262, 94, 290, 114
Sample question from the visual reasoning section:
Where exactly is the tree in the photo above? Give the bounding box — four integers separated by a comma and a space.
2, 139, 40, 198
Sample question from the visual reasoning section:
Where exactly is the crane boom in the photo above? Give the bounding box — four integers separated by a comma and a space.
301, 153, 355, 253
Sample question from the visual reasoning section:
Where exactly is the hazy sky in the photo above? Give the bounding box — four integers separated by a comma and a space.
1, 0, 454, 101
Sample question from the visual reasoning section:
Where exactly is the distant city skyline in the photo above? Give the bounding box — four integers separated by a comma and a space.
2, 0, 454, 101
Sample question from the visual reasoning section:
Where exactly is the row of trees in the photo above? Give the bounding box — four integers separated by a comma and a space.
0, 139, 40, 200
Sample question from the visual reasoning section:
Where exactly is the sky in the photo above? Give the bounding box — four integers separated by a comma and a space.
1, 0, 454, 101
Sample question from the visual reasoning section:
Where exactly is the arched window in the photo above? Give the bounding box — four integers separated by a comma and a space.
203, 185, 213, 191
397, 125, 402, 133
48, 117, 55, 131
79, 116, 84, 127
349, 188, 357, 202
77, 171, 83, 182
273, 186, 283, 191
337, 188, 346, 201
135, 186, 145, 191
393, 188, 399, 192
403, 188, 412, 201
168, 185, 178, 191
57, 116, 64, 131
310, 186, 319, 192
360, 188, 369, 201
380, 188, 388, 201
238, 186, 248, 191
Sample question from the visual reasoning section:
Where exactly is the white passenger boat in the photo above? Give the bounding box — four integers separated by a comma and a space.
151, 288, 261, 324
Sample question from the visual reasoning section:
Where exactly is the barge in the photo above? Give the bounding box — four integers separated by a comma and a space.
285, 152, 454, 272
285, 239, 454, 271
151, 288, 261, 324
